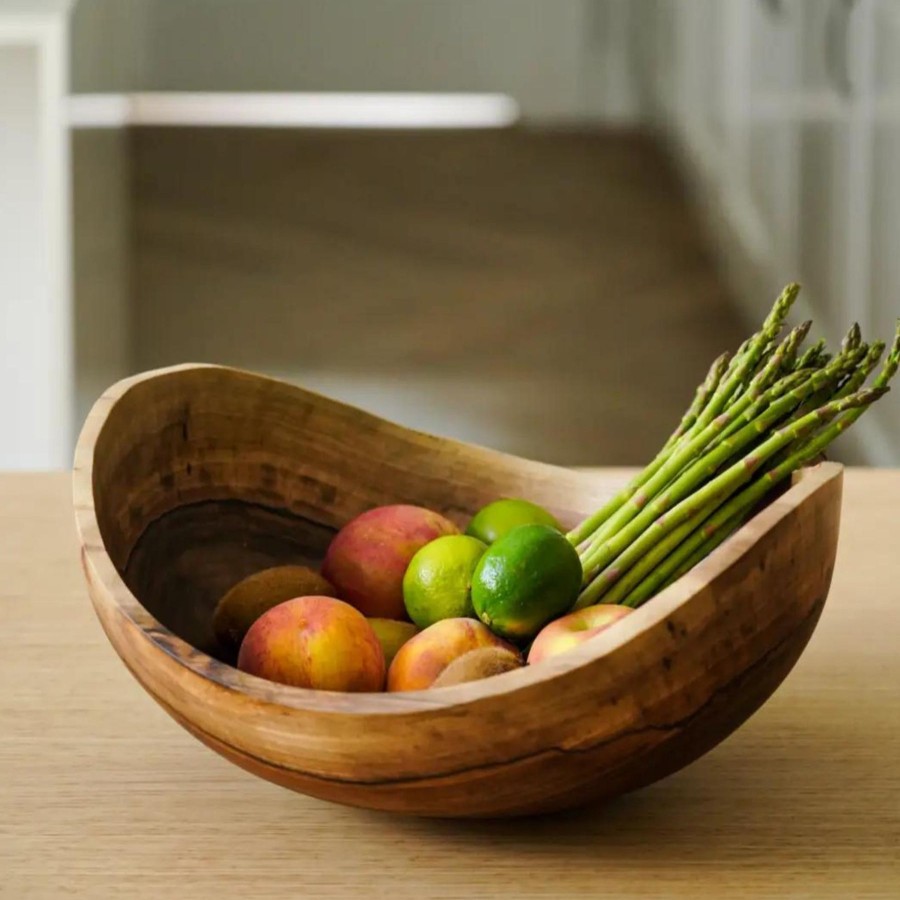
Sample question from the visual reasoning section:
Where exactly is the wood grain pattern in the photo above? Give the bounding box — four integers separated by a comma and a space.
72, 364, 842, 817
3, 470, 899, 897
130, 128, 748, 466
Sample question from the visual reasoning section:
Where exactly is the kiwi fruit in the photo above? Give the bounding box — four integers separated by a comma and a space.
213, 565, 337, 656
431, 647, 523, 688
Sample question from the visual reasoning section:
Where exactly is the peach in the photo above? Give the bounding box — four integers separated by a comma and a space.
387, 617, 517, 692
321, 504, 459, 619
527, 604, 633, 665
213, 565, 338, 657
368, 618, 419, 668
237, 596, 385, 691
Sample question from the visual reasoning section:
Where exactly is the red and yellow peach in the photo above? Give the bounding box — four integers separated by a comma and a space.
387, 617, 517, 692
237, 595, 385, 691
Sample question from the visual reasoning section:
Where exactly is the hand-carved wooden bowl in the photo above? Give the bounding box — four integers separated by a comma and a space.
72, 365, 842, 818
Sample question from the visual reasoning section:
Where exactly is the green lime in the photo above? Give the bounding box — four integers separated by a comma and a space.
466, 498, 562, 545
471, 524, 582, 641
402, 535, 488, 628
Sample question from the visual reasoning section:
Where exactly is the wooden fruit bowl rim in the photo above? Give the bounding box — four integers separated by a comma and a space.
72, 364, 843, 716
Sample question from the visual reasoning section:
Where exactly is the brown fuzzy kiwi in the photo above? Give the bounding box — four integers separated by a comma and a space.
431, 647, 523, 688
213, 565, 338, 656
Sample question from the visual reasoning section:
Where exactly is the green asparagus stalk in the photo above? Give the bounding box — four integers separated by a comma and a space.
567, 350, 732, 548
689, 284, 798, 432
597, 499, 721, 607
620, 382, 893, 608
749, 321, 812, 395
576, 386, 883, 608
795, 338, 827, 370
832, 340, 886, 400
567, 287, 798, 549
577, 368, 810, 565
842, 322, 862, 353
649, 508, 746, 600
645, 328, 899, 603
660, 352, 731, 453
703, 346, 864, 462
579, 348, 864, 578
792, 321, 898, 455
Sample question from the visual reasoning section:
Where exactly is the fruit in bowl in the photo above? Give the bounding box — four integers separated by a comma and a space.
212, 564, 338, 657
387, 618, 519, 691
527, 604, 633, 664
237, 596, 385, 692
431, 646, 524, 687
321, 504, 459, 619
367, 618, 419, 667
465, 498, 562, 544
402, 534, 487, 628
472, 524, 582, 641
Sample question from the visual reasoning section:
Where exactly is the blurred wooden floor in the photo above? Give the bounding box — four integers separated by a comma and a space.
131, 128, 746, 465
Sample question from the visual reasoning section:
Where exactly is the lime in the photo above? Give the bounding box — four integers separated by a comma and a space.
471, 524, 582, 641
402, 535, 488, 628
466, 498, 562, 545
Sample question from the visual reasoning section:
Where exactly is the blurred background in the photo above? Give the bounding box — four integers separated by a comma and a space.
2, 0, 898, 470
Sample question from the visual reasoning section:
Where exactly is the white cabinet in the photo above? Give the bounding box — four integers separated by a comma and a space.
745, 0, 804, 272
654, 0, 898, 463
868, 0, 900, 451
796, 121, 853, 331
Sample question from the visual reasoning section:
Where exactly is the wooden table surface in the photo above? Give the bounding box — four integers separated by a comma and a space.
2, 470, 898, 899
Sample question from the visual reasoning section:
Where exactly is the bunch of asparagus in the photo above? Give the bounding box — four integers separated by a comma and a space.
567, 283, 899, 610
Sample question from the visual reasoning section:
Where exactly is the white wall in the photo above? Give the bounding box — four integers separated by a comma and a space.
71, 0, 641, 123
71, 128, 132, 431
70, 0, 148, 91
0, 4, 73, 469
69, 0, 137, 444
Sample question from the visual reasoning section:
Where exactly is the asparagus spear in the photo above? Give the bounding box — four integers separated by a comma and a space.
842, 322, 862, 353
661, 352, 731, 452
832, 340, 886, 400
598, 499, 720, 607
579, 348, 864, 579
577, 386, 883, 608
624, 325, 900, 607
689, 284, 799, 432
577, 368, 810, 565
567, 351, 732, 548
620, 388, 887, 606
567, 287, 799, 549
793, 320, 898, 455
622, 378, 893, 609
795, 338, 827, 370
791, 324, 868, 418
748, 321, 812, 396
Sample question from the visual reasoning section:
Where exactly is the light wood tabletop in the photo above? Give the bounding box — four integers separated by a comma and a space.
2, 469, 898, 899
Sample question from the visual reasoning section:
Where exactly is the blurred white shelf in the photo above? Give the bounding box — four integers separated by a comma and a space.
67, 92, 521, 130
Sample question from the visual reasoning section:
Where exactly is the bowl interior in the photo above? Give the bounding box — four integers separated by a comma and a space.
125, 499, 336, 660
90, 366, 615, 663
